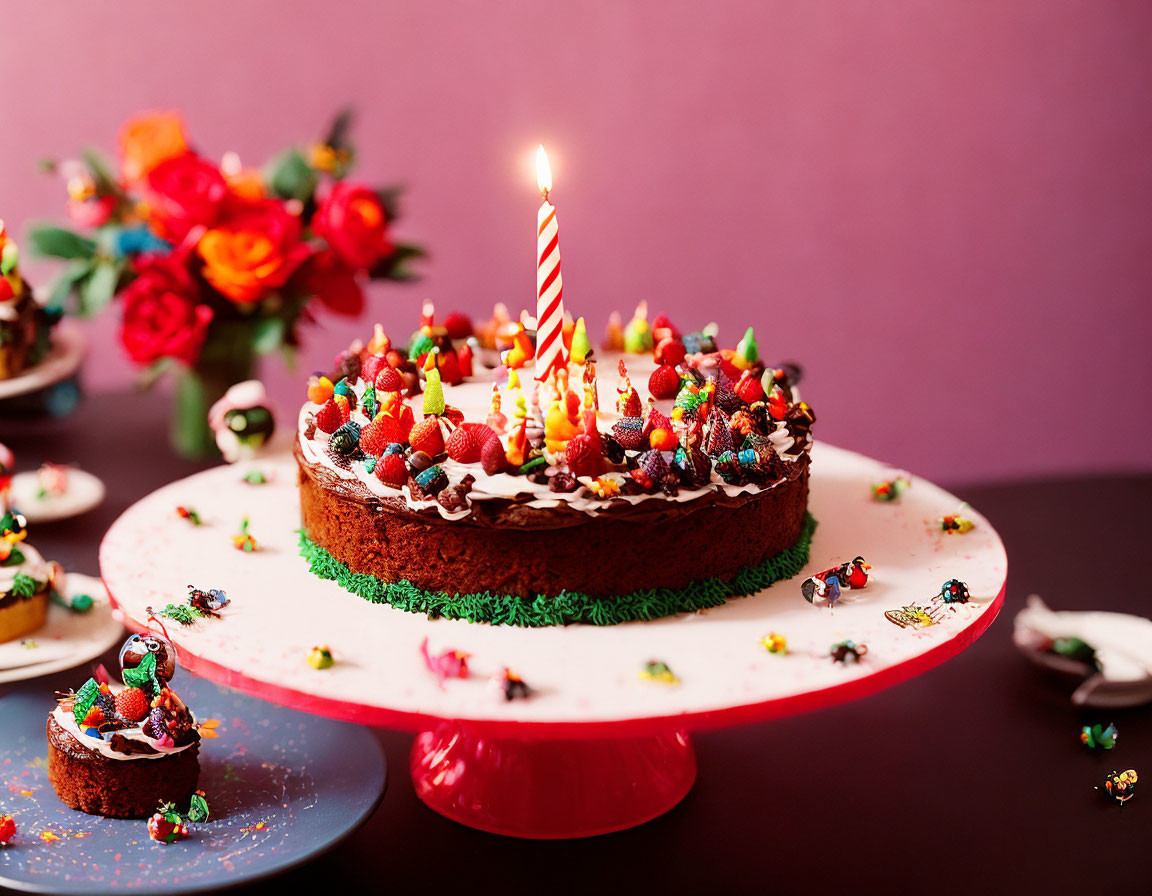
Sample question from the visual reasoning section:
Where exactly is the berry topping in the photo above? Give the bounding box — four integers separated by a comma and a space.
360, 354, 387, 383
374, 367, 403, 393
480, 437, 508, 475
115, 687, 151, 723
409, 417, 445, 456
375, 453, 409, 488
648, 365, 680, 400
566, 433, 605, 478
315, 398, 343, 434
612, 417, 646, 451
445, 423, 496, 463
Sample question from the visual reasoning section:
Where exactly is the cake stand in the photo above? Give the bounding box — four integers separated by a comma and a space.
99, 443, 1006, 839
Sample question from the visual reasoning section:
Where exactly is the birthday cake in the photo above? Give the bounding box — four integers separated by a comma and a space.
296, 305, 816, 626
47, 627, 202, 818
0, 223, 56, 380
0, 510, 56, 643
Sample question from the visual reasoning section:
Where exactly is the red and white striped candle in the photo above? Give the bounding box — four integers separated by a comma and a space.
534, 145, 566, 383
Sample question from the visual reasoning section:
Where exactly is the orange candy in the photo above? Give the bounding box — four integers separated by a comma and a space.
307, 375, 334, 405
649, 428, 678, 451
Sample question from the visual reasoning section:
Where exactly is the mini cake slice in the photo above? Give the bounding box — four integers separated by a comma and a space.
0, 511, 53, 643
48, 626, 201, 818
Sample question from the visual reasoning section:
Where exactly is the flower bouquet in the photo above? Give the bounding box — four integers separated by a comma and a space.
30, 110, 423, 457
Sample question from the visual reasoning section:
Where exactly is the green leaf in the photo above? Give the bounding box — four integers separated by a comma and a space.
10, 573, 37, 598
187, 792, 210, 823
80, 260, 120, 315
122, 651, 158, 691
265, 149, 317, 202
368, 242, 426, 281
27, 225, 97, 260
47, 258, 95, 313
251, 317, 285, 355
72, 678, 100, 724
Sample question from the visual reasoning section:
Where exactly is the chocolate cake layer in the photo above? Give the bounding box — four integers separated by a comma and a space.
298, 450, 809, 599
47, 716, 200, 818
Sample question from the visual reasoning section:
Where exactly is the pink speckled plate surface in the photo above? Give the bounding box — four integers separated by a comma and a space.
99, 442, 1006, 736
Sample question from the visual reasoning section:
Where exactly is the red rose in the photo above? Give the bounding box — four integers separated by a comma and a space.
143, 153, 228, 245
313, 182, 393, 271
119, 255, 214, 366
294, 249, 364, 317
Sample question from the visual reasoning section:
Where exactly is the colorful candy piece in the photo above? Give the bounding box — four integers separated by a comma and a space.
1080, 723, 1118, 751
0, 814, 16, 845
420, 637, 470, 684
1101, 769, 1137, 804
830, 640, 868, 664
639, 659, 680, 685
760, 633, 788, 654
308, 645, 335, 669
147, 805, 189, 843
570, 316, 591, 364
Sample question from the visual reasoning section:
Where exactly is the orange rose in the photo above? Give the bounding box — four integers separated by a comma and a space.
118, 111, 189, 183
197, 201, 309, 304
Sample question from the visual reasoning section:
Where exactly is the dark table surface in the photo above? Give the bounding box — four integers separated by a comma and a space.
2, 392, 1150, 895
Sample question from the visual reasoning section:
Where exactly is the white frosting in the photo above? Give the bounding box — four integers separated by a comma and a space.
298, 352, 811, 521
1, 541, 51, 595
52, 684, 196, 762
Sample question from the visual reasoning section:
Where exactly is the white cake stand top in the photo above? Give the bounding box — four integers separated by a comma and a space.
99, 442, 1005, 737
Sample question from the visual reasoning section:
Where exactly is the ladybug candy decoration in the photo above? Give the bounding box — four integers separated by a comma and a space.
802, 556, 872, 608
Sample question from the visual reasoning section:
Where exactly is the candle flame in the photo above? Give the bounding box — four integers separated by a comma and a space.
536, 145, 552, 197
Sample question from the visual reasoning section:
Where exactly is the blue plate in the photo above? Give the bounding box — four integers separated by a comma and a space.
0, 673, 386, 894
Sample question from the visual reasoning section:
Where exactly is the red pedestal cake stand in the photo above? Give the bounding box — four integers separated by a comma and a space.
99, 442, 1006, 839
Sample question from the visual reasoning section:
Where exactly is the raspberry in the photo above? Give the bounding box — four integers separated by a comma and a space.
115, 687, 151, 723
375, 367, 403, 393
376, 454, 409, 487
619, 389, 643, 418
445, 423, 495, 463
566, 434, 605, 477
444, 311, 473, 340
480, 437, 507, 475
648, 365, 680, 401
315, 398, 343, 434
409, 417, 445, 456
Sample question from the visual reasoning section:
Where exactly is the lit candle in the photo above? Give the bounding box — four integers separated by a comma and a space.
534, 145, 566, 383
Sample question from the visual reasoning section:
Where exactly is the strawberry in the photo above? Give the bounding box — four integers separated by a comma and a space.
566, 433, 605, 477
361, 354, 388, 383
480, 437, 508, 475
734, 370, 765, 404
315, 398, 343, 434
375, 453, 409, 488
654, 337, 686, 368
648, 365, 680, 400
446, 423, 495, 463
115, 687, 150, 723
444, 311, 473, 340
437, 351, 462, 386
333, 393, 352, 423
360, 417, 400, 456
409, 417, 445, 456
374, 367, 403, 393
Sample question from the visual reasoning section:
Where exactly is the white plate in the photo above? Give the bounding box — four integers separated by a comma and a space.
0, 573, 123, 682
0, 324, 84, 401
8, 468, 106, 523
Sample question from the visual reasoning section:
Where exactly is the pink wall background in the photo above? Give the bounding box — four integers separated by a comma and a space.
1, 1, 1149, 483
